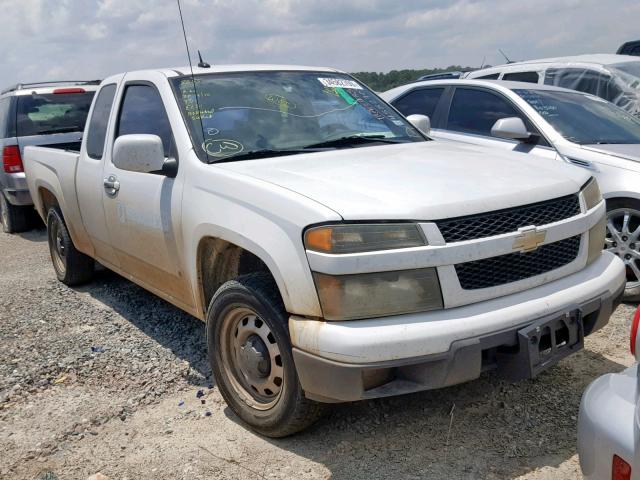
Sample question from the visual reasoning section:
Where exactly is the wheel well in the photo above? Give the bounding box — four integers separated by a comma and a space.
38, 188, 59, 218
605, 197, 640, 211
197, 237, 279, 313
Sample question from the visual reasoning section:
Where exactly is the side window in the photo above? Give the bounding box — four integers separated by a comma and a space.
544, 68, 611, 98
392, 88, 445, 118
502, 71, 540, 83
475, 73, 500, 80
86, 84, 117, 159
116, 85, 173, 157
446, 88, 525, 136
0, 98, 10, 139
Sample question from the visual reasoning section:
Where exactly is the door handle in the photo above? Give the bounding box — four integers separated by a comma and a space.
103, 175, 120, 196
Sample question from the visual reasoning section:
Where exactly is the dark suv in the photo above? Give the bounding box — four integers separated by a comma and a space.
0, 80, 98, 233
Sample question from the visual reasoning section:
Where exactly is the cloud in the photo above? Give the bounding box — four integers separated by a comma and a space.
0, 0, 638, 86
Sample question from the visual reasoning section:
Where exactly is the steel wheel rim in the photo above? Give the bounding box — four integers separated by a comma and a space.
220, 306, 284, 410
606, 208, 640, 289
49, 217, 66, 273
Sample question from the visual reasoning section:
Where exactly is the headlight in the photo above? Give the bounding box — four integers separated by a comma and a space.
313, 269, 443, 320
581, 178, 602, 211
304, 224, 426, 254
587, 214, 606, 265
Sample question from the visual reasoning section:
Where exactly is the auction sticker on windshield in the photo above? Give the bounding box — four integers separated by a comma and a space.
318, 78, 362, 89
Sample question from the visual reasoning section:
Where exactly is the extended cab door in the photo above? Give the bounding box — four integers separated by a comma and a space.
101, 76, 193, 311
434, 86, 557, 160
77, 81, 121, 266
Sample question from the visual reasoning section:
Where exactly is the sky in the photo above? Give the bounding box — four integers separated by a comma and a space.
1, 0, 639, 86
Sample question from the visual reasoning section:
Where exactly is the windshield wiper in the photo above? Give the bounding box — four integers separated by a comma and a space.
302, 135, 408, 150
208, 148, 326, 163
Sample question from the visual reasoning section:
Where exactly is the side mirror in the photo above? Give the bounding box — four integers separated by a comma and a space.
113, 134, 165, 173
406, 114, 431, 136
491, 117, 531, 141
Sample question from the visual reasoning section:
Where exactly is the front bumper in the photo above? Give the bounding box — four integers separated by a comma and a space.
578, 364, 639, 479
291, 252, 625, 402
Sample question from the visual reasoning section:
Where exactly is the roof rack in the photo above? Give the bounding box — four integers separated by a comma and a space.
1, 80, 101, 95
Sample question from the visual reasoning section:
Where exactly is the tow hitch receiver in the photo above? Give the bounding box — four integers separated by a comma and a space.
500, 310, 584, 380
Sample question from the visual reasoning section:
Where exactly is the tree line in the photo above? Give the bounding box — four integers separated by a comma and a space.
351, 66, 475, 91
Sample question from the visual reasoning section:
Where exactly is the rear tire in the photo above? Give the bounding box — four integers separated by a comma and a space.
46, 207, 94, 286
606, 198, 640, 302
0, 193, 30, 234
207, 272, 325, 437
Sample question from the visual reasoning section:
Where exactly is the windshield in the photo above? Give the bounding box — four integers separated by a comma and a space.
515, 88, 640, 144
16, 92, 95, 137
171, 71, 425, 162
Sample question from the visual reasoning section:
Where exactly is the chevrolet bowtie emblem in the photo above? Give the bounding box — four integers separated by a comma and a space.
513, 227, 547, 252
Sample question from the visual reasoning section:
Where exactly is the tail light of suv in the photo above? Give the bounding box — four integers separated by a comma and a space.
3, 146, 23, 173
612, 454, 632, 480
631, 305, 640, 360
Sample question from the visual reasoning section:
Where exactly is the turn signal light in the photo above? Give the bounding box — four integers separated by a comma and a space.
2, 146, 23, 173
612, 455, 631, 480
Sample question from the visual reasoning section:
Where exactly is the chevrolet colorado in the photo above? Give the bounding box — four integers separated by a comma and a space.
23, 65, 625, 437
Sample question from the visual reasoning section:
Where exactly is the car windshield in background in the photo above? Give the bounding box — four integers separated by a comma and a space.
171, 71, 425, 162
515, 88, 640, 145
16, 92, 95, 137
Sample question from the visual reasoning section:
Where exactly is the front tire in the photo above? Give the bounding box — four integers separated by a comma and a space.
207, 273, 325, 437
0, 193, 29, 234
46, 207, 94, 286
606, 199, 640, 302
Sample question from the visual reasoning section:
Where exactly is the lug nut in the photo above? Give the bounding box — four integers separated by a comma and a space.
623, 236, 629, 241
626, 254, 632, 260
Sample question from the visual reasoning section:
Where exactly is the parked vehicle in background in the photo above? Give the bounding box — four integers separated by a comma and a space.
578, 305, 640, 479
464, 54, 640, 116
417, 71, 463, 81
383, 79, 640, 301
23, 64, 624, 437
618, 40, 640, 56
0, 80, 98, 233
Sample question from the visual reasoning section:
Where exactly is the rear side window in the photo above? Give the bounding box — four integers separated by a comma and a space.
0, 98, 11, 139
86, 85, 117, 159
475, 73, 500, 80
447, 88, 525, 136
544, 68, 620, 101
392, 88, 445, 118
116, 85, 173, 157
503, 71, 540, 83
15, 92, 95, 137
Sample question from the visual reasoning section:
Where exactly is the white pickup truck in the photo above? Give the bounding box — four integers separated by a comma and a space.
23, 64, 625, 437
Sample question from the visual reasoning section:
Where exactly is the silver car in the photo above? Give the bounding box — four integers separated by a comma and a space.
578, 306, 640, 479
382, 79, 640, 301
0, 81, 98, 233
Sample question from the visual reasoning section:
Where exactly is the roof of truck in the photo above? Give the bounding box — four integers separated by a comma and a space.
165, 64, 343, 77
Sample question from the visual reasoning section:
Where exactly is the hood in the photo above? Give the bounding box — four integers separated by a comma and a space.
582, 144, 640, 163
218, 141, 590, 221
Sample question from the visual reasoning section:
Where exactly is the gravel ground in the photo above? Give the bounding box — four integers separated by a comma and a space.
0, 227, 637, 480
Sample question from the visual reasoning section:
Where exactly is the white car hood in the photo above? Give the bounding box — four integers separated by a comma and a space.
218, 141, 590, 220
582, 144, 640, 163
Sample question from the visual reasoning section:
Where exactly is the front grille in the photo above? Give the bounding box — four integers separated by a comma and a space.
455, 236, 581, 290
437, 194, 581, 243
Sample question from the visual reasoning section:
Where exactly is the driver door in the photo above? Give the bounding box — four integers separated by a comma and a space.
101, 80, 193, 310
